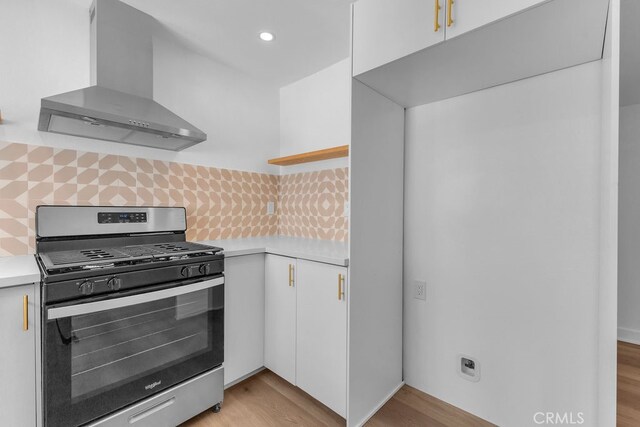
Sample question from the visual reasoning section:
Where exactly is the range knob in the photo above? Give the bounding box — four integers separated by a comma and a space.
199, 264, 211, 275
79, 280, 94, 295
181, 266, 192, 278
107, 276, 122, 291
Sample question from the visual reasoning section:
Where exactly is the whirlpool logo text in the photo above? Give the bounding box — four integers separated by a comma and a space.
145, 380, 162, 391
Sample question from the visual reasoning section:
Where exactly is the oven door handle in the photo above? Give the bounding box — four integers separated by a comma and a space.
47, 277, 224, 320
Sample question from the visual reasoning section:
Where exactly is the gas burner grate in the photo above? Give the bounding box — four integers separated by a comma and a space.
117, 246, 164, 257
80, 249, 117, 260
39, 242, 222, 272
47, 248, 127, 266
151, 242, 214, 254
155, 244, 189, 252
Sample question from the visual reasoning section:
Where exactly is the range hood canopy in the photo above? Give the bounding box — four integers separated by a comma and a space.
37, 0, 206, 151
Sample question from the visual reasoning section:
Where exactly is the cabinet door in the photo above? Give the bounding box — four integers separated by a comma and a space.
264, 255, 297, 385
353, 0, 445, 76
0, 284, 36, 426
224, 254, 265, 386
444, 0, 546, 39
296, 260, 347, 418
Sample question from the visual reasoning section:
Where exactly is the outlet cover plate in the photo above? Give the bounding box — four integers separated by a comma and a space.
414, 280, 426, 301
458, 354, 481, 382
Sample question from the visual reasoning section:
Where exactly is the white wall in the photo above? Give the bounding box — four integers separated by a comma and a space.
0, 0, 280, 174
619, 103, 640, 344
404, 62, 604, 426
597, 4, 619, 424
279, 58, 350, 174
153, 34, 280, 173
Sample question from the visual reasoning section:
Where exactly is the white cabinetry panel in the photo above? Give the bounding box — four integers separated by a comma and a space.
296, 260, 347, 418
224, 254, 265, 386
445, 0, 547, 39
352, 0, 445, 76
0, 283, 36, 427
264, 254, 297, 385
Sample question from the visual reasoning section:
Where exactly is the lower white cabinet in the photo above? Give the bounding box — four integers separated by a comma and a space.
0, 283, 36, 427
264, 254, 348, 418
224, 254, 265, 386
264, 254, 297, 385
296, 260, 347, 417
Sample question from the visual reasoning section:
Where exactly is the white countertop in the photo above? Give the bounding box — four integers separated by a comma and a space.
198, 236, 349, 267
0, 238, 348, 288
0, 255, 41, 289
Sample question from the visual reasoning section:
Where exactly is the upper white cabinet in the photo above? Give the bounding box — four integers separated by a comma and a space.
264, 254, 297, 385
296, 260, 347, 418
0, 283, 36, 427
352, 0, 610, 107
353, 0, 549, 76
224, 254, 265, 386
445, 0, 547, 39
352, 0, 445, 76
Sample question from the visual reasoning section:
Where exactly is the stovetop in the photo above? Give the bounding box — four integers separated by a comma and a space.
38, 240, 224, 303
34, 207, 226, 304
39, 241, 223, 274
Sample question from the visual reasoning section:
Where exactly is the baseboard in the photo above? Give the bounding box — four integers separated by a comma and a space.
352, 381, 405, 427
618, 327, 640, 346
224, 366, 265, 389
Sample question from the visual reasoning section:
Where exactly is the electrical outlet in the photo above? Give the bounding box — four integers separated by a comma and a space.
343, 201, 350, 218
458, 355, 480, 382
414, 280, 426, 301
267, 201, 275, 215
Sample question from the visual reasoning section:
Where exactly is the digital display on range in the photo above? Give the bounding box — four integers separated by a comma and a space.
98, 212, 147, 224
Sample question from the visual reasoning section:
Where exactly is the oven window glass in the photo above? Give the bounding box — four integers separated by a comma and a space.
44, 283, 224, 427
70, 291, 210, 399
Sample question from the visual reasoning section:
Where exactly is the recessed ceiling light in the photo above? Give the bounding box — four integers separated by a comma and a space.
259, 32, 275, 42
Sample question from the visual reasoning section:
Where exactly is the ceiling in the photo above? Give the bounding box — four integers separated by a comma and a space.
621, 0, 640, 107
119, 0, 640, 102
121, 0, 353, 88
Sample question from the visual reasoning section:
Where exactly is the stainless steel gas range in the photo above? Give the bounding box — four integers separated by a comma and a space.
35, 206, 224, 427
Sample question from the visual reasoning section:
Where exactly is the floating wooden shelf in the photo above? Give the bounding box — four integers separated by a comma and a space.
268, 145, 349, 166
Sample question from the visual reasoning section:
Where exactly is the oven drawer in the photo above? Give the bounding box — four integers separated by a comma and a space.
88, 367, 224, 427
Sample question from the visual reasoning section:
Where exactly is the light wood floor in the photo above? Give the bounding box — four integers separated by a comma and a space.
181, 369, 494, 426
183, 341, 640, 426
618, 340, 640, 426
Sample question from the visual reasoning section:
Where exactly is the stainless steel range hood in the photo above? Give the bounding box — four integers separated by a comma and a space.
38, 0, 206, 151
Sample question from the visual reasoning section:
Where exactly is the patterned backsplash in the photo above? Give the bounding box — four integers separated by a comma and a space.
279, 168, 349, 241
0, 141, 348, 256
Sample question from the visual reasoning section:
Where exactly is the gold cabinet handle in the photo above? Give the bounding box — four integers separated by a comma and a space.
289, 264, 293, 287
447, 0, 454, 27
338, 274, 345, 301
23, 295, 28, 331
434, 0, 441, 32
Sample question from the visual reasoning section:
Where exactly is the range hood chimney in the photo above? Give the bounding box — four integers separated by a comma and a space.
38, 0, 207, 151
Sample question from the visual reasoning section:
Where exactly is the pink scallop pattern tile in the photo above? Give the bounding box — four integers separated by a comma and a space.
0, 141, 279, 255
278, 168, 349, 242
0, 141, 349, 256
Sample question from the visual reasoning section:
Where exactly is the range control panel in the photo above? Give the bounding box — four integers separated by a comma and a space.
98, 212, 148, 224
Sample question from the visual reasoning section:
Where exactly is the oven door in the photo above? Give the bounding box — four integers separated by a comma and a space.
43, 276, 224, 427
